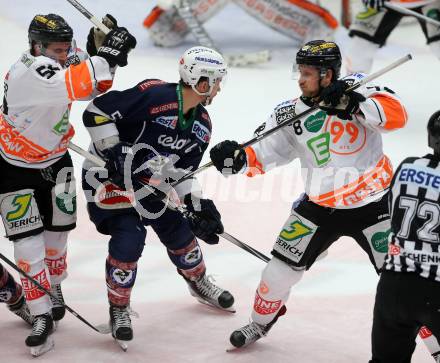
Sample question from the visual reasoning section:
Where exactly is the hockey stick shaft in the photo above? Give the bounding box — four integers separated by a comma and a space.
69, 143, 271, 263
173, 54, 412, 182
66, 0, 111, 34
0, 252, 108, 334
385, 3, 440, 27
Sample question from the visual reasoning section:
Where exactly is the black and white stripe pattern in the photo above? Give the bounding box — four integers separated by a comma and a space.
385, 156, 440, 282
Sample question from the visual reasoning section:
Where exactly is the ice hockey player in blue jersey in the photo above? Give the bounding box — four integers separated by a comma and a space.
81, 46, 234, 349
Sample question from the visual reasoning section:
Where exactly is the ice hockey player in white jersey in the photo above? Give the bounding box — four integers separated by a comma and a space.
370, 110, 440, 363
0, 13, 136, 356
346, 0, 440, 73
209, 40, 409, 349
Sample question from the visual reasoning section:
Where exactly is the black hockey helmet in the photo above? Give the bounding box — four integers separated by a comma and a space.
428, 110, 440, 156
296, 40, 342, 80
28, 14, 73, 51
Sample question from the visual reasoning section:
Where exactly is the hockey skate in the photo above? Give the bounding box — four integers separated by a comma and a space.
228, 305, 287, 350
50, 283, 66, 324
7, 294, 33, 325
109, 304, 133, 351
25, 313, 54, 357
180, 271, 235, 312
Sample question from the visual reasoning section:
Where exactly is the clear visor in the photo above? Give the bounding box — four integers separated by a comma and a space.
291, 63, 324, 81
40, 39, 76, 68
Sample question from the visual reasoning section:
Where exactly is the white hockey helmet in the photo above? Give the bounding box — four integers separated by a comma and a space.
179, 46, 227, 96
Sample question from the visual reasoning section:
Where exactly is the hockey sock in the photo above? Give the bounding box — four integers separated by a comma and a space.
251, 257, 304, 326
419, 326, 440, 358
0, 263, 22, 304
167, 238, 206, 281
345, 36, 380, 74
106, 256, 137, 306
14, 234, 52, 316
44, 231, 68, 285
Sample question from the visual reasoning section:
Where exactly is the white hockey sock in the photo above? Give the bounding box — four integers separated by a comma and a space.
251, 257, 304, 326
345, 36, 380, 74
44, 230, 68, 285
14, 234, 52, 316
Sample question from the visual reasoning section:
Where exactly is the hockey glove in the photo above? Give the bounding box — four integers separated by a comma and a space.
318, 80, 366, 120
87, 14, 117, 57
184, 194, 224, 245
362, 0, 387, 11
97, 27, 137, 67
103, 142, 169, 202
210, 140, 246, 175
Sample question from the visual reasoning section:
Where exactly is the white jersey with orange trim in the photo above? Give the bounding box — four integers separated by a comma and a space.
0, 50, 114, 169
244, 72, 408, 209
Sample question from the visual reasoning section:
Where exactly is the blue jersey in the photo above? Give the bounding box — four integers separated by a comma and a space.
83, 79, 212, 174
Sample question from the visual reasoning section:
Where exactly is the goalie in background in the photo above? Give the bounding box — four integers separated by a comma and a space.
346, 0, 440, 73
143, 0, 338, 48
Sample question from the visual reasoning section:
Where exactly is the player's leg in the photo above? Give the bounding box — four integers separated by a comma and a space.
36, 153, 77, 324
0, 158, 55, 354
82, 167, 145, 344
229, 194, 341, 348
0, 262, 33, 325
148, 205, 234, 311
370, 271, 423, 363
418, 274, 440, 361
419, 2, 440, 61
346, 7, 403, 73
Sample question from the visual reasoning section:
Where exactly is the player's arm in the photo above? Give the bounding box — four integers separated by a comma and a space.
210, 108, 298, 177
318, 74, 408, 132
357, 85, 408, 132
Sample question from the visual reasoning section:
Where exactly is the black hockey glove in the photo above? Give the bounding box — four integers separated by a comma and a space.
103, 142, 168, 202
362, 0, 387, 11
102, 141, 134, 188
210, 140, 246, 175
318, 80, 366, 120
184, 194, 224, 245
97, 27, 137, 67
87, 14, 117, 57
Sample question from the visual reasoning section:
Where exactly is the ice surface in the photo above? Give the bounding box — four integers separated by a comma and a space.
0, 1, 437, 361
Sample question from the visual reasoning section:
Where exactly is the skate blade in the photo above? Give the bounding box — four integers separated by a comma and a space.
115, 339, 128, 352
195, 296, 236, 313
30, 336, 55, 357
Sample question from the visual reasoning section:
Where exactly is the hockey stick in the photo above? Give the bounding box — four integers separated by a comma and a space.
172, 53, 413, 183
384, 2, 440, 28
66, 0, 112, 33
0, 252, 109, 334
68, 142, 271, 263
176, 0, 270, 67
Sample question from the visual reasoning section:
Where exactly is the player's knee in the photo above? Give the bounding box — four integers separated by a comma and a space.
107, 215, 146, 262
14, 233, 46, 265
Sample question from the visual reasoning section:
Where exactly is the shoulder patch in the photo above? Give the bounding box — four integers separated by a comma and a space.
20, 53, 35, 68
138, 79, 167, 92
192, 121, 211, 143
275, 101, 296, 125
